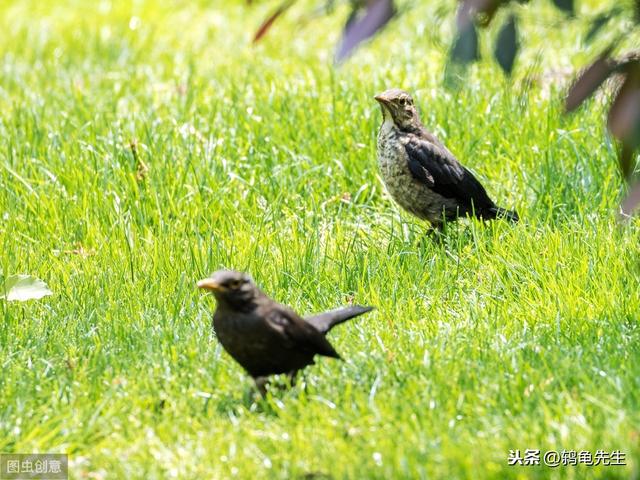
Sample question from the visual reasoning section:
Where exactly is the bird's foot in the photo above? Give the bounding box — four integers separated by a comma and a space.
424, 223, 446, 245
253, 373, 300, 399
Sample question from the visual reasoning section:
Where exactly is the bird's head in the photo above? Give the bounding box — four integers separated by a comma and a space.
197, 270, 258, 310
374, 89, 420, 131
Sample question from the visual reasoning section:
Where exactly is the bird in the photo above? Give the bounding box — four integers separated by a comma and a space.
197, 270, 373, 395
374, 88, 518, 229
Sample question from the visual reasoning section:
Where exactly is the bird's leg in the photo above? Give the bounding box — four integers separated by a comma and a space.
254, 376, 270, 398
255, 373, 299, 396
287, 370, 299, 388
425, 222, 446, 245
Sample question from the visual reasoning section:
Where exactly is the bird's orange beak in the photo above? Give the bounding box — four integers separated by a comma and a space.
197, 278, 224, 292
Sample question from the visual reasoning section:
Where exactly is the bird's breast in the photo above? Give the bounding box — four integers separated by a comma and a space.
212, 309, 316, 377
376, 127, 457, 221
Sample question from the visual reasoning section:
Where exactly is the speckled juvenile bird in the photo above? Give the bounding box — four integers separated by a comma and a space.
197, 270, 373, 395
374, 89, 518, 228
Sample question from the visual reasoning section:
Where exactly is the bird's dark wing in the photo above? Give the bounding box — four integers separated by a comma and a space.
264, 305, 341, 359
404, 133, 496, 209
305, 305, 373, 334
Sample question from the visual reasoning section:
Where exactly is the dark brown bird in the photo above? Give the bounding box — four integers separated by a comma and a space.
374, 88, 518, 229
197, 270, 373, 394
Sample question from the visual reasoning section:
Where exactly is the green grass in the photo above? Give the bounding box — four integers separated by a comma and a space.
1, 0, 639, 478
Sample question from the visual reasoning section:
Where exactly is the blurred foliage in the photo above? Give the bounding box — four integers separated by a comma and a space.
455, 0, 640, 216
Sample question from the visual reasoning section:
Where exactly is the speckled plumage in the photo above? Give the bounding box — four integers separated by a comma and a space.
374, 89, 518, 227
377, 117, 462, 223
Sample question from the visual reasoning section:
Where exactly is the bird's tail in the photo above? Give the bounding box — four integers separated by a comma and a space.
488, 206, 519, 223
305, 305, 374, 334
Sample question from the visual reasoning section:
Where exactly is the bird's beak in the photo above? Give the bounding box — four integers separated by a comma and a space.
197, 278, 224, 292
374, 94, 391, 107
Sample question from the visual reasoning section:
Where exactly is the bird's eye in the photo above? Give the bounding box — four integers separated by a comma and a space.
228, 280, 242, 289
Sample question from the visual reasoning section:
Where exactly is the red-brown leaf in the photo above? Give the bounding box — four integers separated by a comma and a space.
608, 66, 640, 145
621, 181, 640, 218
253, 0, 295, 43
335, 0, 395, 63
451, 21, 479, 64
565, 51, 618, 112
494, 14, 518, 75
